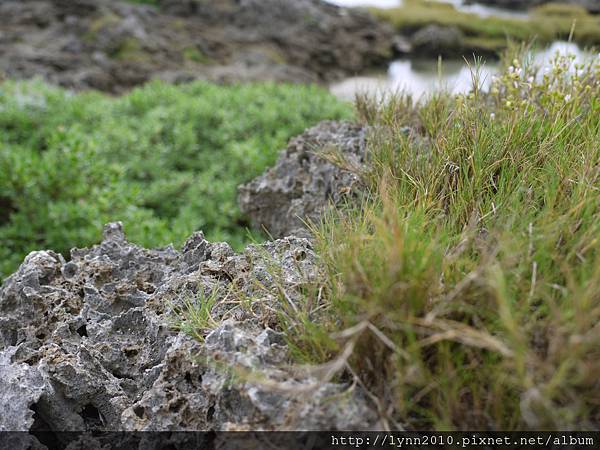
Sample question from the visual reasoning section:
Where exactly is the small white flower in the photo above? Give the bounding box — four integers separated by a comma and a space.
508, 66, 515, 73
527, 76, 534, 83
490, 113, 496, 120
564, 94, 572, 102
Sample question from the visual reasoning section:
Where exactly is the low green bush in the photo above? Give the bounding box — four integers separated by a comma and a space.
0, 80, 352, 278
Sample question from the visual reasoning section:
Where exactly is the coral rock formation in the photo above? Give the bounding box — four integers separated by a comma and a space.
0, 223, 378, 444
239, 121, 368, 238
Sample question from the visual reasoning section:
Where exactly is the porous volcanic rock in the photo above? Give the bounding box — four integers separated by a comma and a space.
0, 223, 379, 444
0, 0, 394, 93
238, 121, 369, 239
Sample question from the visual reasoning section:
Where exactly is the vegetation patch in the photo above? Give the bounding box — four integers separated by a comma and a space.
372, 0, 600, 55
110, 37, 147, 62
182, 46, 213, 64
0, 80, 352, 279
281, 49, 600, 429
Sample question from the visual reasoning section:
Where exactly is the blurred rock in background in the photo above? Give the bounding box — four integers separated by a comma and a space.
0, 0, 394, 93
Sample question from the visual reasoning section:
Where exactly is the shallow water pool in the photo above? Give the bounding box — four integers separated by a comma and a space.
330, 42, 596, 101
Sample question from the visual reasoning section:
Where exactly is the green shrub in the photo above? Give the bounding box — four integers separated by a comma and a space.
0, 80, 352, 278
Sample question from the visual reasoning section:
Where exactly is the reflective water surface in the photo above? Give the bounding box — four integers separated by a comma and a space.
432, 0, 528, 19
330, 43, 596, 101
326, 0, 529, 18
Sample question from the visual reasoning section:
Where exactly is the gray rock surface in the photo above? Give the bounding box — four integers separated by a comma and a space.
0, 0, 394, 93
0, 222, 379, 440
410, 25, 465, 58
469, 0, 600, 13
239, 121, 368, 239
0, 347, 46, 432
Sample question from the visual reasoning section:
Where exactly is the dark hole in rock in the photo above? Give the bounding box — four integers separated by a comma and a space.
124, 347, 139, 357
184, 372, 192, 384
76, 325, 88, 337
110, 367, 134, 380
168, 398, 185, 412
214, 271, 233, 282
25, 353, 42, 366
143, 285, 155, 294
81, 404, 104, 430
295, 250, 307, 261
207, 405, 215, 422
298, 153, 310, 166
30, 403, 62, 449
35, 332, 46, 340
30, 404, 52, 431
133, 405, 145, 419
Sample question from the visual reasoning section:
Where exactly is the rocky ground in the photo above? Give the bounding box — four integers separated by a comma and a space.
0, 3, 395, 439
0, 0, 394, 93
0, 220, 379, 444
0, 117, 383, 443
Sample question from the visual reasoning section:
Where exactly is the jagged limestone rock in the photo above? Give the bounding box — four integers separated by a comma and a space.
0, 347, 47, 431
239, 121, 368, 238
0, 222, 379, 441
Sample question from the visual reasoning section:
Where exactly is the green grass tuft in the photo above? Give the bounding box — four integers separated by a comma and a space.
172, 288, 220, 343
283, 50, 600, 430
